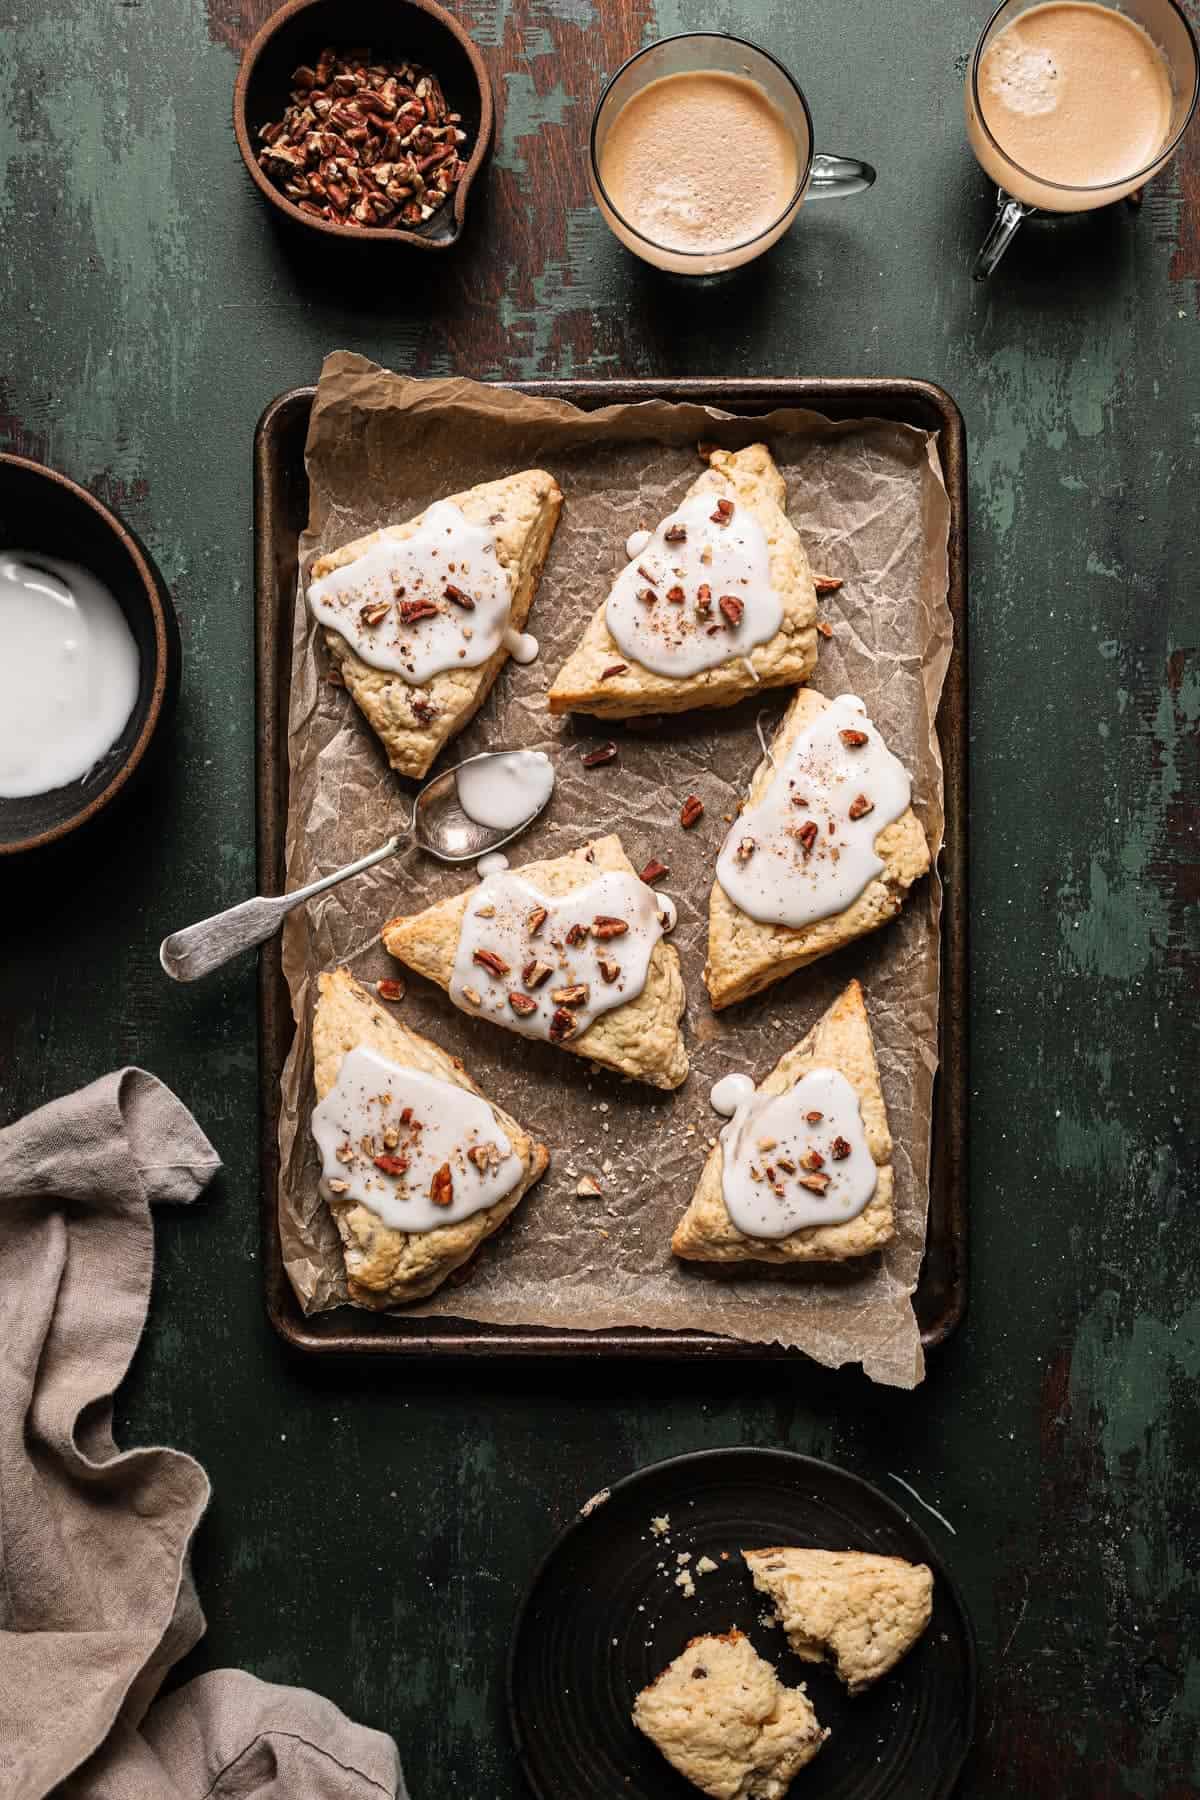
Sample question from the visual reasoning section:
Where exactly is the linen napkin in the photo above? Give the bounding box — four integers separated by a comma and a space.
0, 1068, 406, 1800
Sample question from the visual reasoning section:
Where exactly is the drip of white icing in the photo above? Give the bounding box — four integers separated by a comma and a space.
455, 749, 555, 832
0, 554, 140, 799
605, 492, 781, 678
477, 851, 510, 878
710, 1072, 756, 1116
307, 500, 512, 685
625, 528, 652, 560
312, 1045, 522, 1232
716, 694, 913, 928
503, 628, 539, 664
720, 1067, 876, 1237
450, 867, 671, 1044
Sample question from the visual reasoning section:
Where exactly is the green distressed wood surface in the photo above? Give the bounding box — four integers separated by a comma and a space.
2, 0, 1198, 1793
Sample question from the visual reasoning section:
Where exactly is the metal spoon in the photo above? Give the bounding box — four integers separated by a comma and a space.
159, 751, 551, 983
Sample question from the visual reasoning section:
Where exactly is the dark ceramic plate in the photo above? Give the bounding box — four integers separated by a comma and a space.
509, 1448, 975, 1800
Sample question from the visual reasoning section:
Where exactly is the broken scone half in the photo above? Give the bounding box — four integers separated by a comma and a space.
705, 687, 930, 1010
743, 1549, 933, 1695
548, 444, 817, 720
311, 967, 548, 1307
632, 1629, 827, 1800
381, 834, 687, 1090
672, 980, 893, 1264
308, 469, 562, 778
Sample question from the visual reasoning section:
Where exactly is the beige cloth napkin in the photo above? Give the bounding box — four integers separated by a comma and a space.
0, 1068, 406, 1800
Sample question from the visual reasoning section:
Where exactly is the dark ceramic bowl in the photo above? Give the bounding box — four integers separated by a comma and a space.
0, 456, 179, 855
233, 0, 493, 250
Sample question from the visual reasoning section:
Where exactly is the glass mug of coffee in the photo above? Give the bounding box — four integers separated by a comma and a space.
590, 32, 875, 276
966, 0, 1199, 279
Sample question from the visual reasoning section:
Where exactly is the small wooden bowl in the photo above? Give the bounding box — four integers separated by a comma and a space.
233, 0, 493, 250
0, 456, 180, 856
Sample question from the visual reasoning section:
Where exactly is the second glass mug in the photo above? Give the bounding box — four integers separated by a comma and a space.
589, 32, 876, 277
966, 0, 1200, 278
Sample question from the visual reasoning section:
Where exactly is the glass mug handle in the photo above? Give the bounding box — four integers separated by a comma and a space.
973, 189, 1035, 280
806, 153, 877, 200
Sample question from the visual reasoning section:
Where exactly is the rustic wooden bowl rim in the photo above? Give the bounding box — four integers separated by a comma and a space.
232, 0, 494, 249
0, 452, 172, 856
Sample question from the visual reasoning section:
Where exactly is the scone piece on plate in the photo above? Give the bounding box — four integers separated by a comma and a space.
548, 444, 818, 720
672, 980, 894, 1264
632, 1629, 827, 1800
743, 1549, 933, 1695
308, 468, 562, 778
382, 834, 688, 1091
311, 967, 548, 1307
705, 688, 930, 1010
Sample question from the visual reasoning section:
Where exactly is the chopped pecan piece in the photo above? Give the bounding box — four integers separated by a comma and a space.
831, 1136, 852, 1160
376, 977, 406, 1002
848, 793, 874, 820
565, 922, 589, 947
373, 1152, 409, 1176
468, 1141, 502, 1172
801, 1150, 826, 1171
710, 497, 734, 525
666, 585, 685, 604
816, 619, 834, 639
549, 1007, 578, 1042
592, 915, 629, 940
526, 906, 549, 935
664, 523, 687, 543
680, 794, 705, 829
410, 694, 438, 722
775, 1155, 797, 1174
327, 1178, 350, 1194
461, 986, 482, 1006
472, 948, 510, 977
359, 599, 391, 627
580, 741, 618, 768
443, 583, 474, 609
695, 585, 712, 615
796, 820, 819, 854
600, 662, 628, 680
813, 574, 844, 594
430, 1163, 454, 1207
798, 1172, 831, 1194
597, 957, 621, 983
576, 1175, 602, 1195
805, 1110, 823, 1124
637, 565, 657, 584
718, 594, 744, 628
398, 596, 439, 624
640, 858, 669, 884
735, 837, 755, 863
839, 727, 869, 748
637, 587, 657, 606
551, 983, 590, 1007
508, 990, 538, 1016
522, 958, 554, 989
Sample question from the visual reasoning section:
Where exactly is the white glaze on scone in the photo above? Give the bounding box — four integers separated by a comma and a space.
719, 1066, 876, 1238
451, 869, 672, 1046
605, 492, 781, 677
710, 1072, 756, 1116
716, 695, 912, 928
313, 1044, 523, 1232
308, 501, 512, 683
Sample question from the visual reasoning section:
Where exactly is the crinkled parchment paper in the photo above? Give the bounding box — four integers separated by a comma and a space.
277, 350, 953, 1389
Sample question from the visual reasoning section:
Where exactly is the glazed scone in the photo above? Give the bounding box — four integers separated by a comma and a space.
743, 1549, 933, 1695
310, 469, 562, 778
548, 444, 817, 720
705, 688, 930, 1009
632, 1629, 827, 1800
312, 967, 548, 1307
382, 835, 688, 1091
672, 980, 894, 1264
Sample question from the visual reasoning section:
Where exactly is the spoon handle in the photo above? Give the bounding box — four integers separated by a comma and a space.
159, 836, 403, 982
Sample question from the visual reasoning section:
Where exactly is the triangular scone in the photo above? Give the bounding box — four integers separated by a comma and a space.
743, 1549, 933, 1695
705, 689, 930, 1010
672, 981, 893, 1264
311, 469, 562, 778
312, 968, 548, 1307
381, 834, 688, 1090
548, 444, 817, 720
633, 1630, 828, 1799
